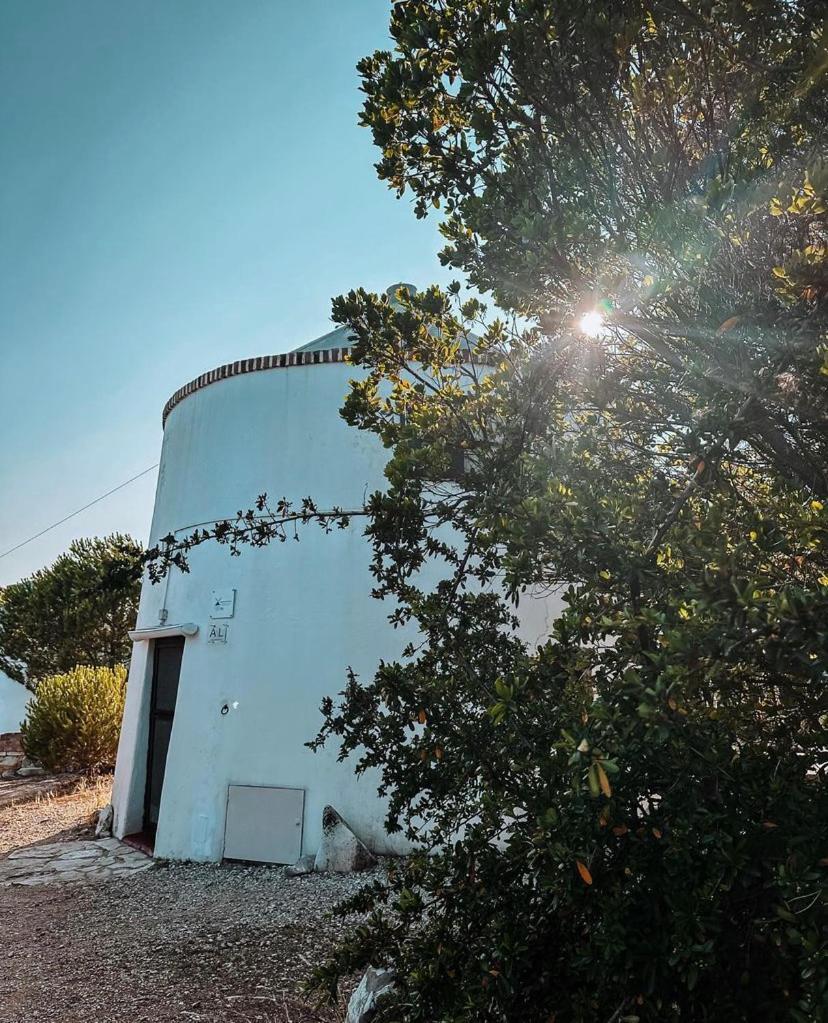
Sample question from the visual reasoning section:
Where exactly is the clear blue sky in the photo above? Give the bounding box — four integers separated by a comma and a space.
0, 1, 455, 586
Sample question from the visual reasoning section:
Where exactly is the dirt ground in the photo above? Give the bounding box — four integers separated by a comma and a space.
0, 782, 370, 1023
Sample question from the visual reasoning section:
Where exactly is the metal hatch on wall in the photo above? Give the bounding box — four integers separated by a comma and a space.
223, 785, 305, 864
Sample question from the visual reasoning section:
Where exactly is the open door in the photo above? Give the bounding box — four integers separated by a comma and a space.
144, 636, 184, 833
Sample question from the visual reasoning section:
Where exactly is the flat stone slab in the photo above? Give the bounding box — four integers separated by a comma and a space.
0, 838, 153, 887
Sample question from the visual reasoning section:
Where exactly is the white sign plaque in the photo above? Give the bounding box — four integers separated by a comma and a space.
208, 623, 229, 644
210, 588, 236, 619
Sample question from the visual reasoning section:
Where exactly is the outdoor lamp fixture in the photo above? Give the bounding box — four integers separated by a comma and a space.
578, 310, 605, 337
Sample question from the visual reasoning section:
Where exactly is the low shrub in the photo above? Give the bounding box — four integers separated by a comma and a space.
21, 664, 127, 773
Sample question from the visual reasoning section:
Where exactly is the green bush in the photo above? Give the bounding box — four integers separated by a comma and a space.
21, 664, 127, 773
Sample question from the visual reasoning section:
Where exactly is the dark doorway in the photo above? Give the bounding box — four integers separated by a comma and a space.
144, 636, 184, 833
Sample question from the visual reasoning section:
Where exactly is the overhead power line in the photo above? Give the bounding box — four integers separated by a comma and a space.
0, 464, 159, 561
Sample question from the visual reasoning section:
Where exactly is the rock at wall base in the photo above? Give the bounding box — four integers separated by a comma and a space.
95, 803, 114, 838
313, 805, 377, 874
345, 967, 396, 1023
284, 853, 315, 877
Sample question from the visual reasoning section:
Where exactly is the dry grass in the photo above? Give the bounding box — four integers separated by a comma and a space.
0, 774, 112, 856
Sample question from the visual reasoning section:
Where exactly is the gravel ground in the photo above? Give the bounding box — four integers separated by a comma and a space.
0, 790, 376, 1023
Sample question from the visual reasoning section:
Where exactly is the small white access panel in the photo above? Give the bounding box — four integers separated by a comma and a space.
223, 785, 305, 864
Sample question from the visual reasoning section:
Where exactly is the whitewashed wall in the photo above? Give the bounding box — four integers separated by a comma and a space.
113, 356, 561, 862
0, 669, 29, 734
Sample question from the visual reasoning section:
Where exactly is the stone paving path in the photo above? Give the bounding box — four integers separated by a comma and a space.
0, 836, 153, 886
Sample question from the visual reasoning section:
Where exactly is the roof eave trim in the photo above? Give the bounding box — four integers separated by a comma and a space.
161, 346, 353, 428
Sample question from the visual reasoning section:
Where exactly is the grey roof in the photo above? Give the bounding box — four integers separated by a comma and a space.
292, 284, 414, 353
293, 323, 355, 353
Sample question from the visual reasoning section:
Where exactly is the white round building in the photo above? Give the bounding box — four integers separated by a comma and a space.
112, 291, 559, 864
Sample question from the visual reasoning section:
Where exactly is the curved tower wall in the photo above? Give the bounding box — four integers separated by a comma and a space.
113, 349, 561, 863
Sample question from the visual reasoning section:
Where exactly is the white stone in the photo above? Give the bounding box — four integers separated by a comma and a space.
345, 967, 396, 1023
9, 843, 65, 859
96, 837, 123, 851
53, 858, 93, 871
120, 855, 151, 868
0, 861, 43, 877
284, 853, 315, 877
313, 806, 376, 873
59, 847, 101, 862
94, 804, 114, 838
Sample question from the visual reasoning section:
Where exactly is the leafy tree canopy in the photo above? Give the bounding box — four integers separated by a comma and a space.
149, 2, 828, 1019
360, 0, 828, 496
0, 534, 142, 690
